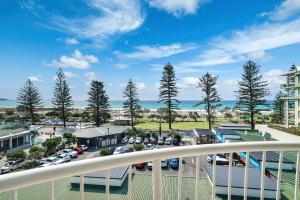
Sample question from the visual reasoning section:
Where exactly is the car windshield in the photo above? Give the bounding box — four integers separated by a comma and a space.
217, 154, 226, 158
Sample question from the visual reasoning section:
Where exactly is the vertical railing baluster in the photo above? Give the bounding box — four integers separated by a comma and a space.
153, 160, 162, 200
260, 151, 266, 200
195, 156, 200, 200
294, 151, 300, 200
178, 157, 183, 200
244, 152, 249, 200
49, 180, 54, 200
128, 165, 132, 200
276, 152, 283, 200
80, 174, 84, 200
12, 189, 17, 200
228, 153, 233, 200
212, 154, 216, 200
106, 169, 110, 200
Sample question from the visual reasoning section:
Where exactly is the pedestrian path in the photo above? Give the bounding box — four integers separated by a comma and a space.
256, 124, 300, 141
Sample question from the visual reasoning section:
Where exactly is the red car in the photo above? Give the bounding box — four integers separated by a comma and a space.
143, 138, 150, 145
135, 163, 146, 170
73, 147, 84, 154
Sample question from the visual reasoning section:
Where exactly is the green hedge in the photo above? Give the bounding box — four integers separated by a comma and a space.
268, 124, 300, 136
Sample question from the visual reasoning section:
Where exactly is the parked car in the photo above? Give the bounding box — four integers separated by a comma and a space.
73, 147, 84, 154
150, 137, 157, 144
147, 161, 153, 170
135, 137, 143, 144
108, 147, 116, 155
128, 137, 136, 144
157, 138, 164, 145
144, 144, 155, 150
41, 156, 63, 167
170, 158, 179, 170
165, 138, 172, 145
121, 137, 129, 144
172, 139, 180, 146
121, 146, 133, 154
79, 145, 88, 151
1, 161, 18, 174
207, 154, 229, 165
161, 159, 169, 169
135, 162, 146, 170
113, 147, 123, 155
143, 138, 150, 145
56, 153, 71, 162
62, 149, 78, 158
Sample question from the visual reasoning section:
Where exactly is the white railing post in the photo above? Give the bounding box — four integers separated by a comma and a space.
260, 151, 266, 200
212, 154, 216, 200
128, 165, 132, 200
12, 189, 17, 200
49, 180, 54, 200
276, 152, 283, 200
244, 152, 249, 200
294, 151, 300, 200
152, 160, 162, 200
195, 156, 200, 200
228, 153, 233, 200
80, 174, 84, 200
106, 169, 110, 200
178, 157, 183, 200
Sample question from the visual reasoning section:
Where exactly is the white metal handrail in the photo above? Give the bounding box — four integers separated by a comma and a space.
0, 141, 300, 200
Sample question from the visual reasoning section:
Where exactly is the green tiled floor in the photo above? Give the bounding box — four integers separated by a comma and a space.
0, 174, 298, 200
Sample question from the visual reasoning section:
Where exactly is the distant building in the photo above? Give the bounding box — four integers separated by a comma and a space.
113, 116, 135, 126
193, 128, 216, 144
281, 67, 300, 127
215, 129, 241, 143
0, 130, 32, 152
73, 125, 128, 148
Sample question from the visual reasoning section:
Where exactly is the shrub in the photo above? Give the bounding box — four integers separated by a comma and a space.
21, 160, 40, 170
133, 144, 144, 151
100, 148, 109, 156
6, 149, 27, 160
29, 146, 44, 160
42, 137, 62, 155
268, 124, 300, 136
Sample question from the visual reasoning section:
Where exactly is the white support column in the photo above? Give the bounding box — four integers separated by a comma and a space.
260, 151, 266, 200
212, 154, 216, 200
195, 156, 200, 200
152, 160, 162, 200
49, 181, 54, 200
0, 140, 3, 148
228, 153, 233, 200
80, 174, 84, 200
276, 152, 283, 200
128, 165, 132, 200
9, 137, 12, 149
244, 152, 249, 200
106, 170, 110, 200
294, 151, 300, 200
285, 100, 289, 128
12, 189, 17, 200
178, 158, 183, 200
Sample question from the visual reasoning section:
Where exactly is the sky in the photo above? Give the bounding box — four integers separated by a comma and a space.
1, 0, 300, 101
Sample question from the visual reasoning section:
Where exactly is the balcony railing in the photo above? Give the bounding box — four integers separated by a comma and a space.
0, 141, 300, 200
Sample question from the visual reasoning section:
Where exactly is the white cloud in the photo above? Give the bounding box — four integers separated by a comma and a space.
115, 63, 129, 69
264, 69, 284, 85
178, 76, 199, 88
64, 71, 77, 79
148, 0, 207, 17
115, 43, 197, 61
84, 72, 97, 81
136, 82, 146, 90
21, 0, 144, 46
46, 50, 98, 69
266, 0, 300, 21
65, 38, 79, 45
28, 75, 42, 82
248, 50, 272, 61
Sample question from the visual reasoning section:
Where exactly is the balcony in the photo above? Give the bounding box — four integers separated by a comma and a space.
0, 142, 300, 200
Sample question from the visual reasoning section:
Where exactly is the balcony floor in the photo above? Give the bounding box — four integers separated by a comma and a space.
0, 173, 298, 200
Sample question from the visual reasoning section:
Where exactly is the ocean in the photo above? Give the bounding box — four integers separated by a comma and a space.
0, 99, 272, 110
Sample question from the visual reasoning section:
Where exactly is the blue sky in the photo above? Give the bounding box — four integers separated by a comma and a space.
1, 0, 300, 101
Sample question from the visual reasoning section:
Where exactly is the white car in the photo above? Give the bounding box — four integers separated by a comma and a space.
56, 153, 71, 162
135, 137, 143, 144
161, 159, 169, 169
165, 138, 172, 145
144, 144, 155, 150
79, 145, 88, 151
41, 156, 63, 167
1, 161, 18, 174
62, 149, 78, 158
113, 147, 123, 155
207, 154, 229, 165
128, 137, 136, 144
121, 137, 129, 144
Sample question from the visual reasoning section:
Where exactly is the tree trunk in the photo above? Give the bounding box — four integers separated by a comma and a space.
250, 110, 255, 130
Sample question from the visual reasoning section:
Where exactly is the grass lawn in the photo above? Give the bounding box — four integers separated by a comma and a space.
135, 120, 211, 131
